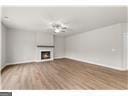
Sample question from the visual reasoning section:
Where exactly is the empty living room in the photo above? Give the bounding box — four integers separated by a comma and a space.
0, 6, 128, 90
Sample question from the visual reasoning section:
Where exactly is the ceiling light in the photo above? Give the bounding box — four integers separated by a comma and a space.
51, 22, 68, 33
54, 28, 61, 33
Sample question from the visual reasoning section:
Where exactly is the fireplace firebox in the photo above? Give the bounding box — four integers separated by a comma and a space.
41, 51, 50, 59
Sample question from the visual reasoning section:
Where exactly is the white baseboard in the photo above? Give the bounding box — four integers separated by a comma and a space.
6, 60, 35, 65
65, 56, 127, 71
35, 59, 54, 62
2, 60, 35, 69
2, 58, 59, 69
54, 57, 65, 59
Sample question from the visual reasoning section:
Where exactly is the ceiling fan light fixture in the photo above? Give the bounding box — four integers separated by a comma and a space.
54, 28, 61, 33
50, 22, 68, 33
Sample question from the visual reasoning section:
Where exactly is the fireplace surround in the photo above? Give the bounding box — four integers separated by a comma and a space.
36, 45, 54, 62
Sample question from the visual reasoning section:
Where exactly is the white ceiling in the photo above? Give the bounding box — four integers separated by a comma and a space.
2, 6, 127, 36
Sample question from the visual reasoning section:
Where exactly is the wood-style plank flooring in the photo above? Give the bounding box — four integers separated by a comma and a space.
1, 58, 128, 90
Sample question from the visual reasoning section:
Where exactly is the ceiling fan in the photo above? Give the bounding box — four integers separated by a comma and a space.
39, 13, 74, 34
50, 22, 68, 33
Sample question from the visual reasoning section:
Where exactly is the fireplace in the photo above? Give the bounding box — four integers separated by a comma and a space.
36, 46, 54, 62
41, 51, 50, 60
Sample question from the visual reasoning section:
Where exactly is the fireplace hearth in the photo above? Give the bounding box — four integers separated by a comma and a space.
41, 51, 50, 59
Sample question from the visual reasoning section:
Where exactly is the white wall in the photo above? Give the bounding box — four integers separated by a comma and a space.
125, 23, 128, 69
127, 24, 128, 69
0, 7, 2, 67
36, 32, 54, 46
126, 23, 128, 69
6, 29, 36, 64
65, 23, 125, 70
121, 23, 128, 69
6, 28, 54, 64
54, 36, 65, 58
1, 24, 7, 67
0, 23, 1, 67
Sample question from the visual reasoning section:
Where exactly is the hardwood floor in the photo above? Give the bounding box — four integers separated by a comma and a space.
1, 58, 128, 90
